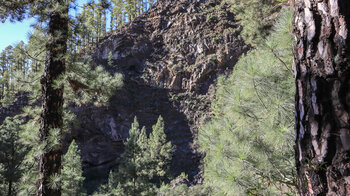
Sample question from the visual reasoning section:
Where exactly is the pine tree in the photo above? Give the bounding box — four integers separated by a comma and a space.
100, 116, 175, 195
108, 51, 114, 67
0, 41, 31, 105
95, 1, 103, 43
37, 2, 69, 195
16, 33, 122, 195
79, 4, 92, 46
0, 164, 6, 196
61, 140, 85, 196
86, 0, 97, 44
0, 48, 10, 101
0, 1, 70, 194
148, 116, 175, 182
110, 0, 126, 29
0, 116, 30, 196
93, 172, 123, 196
115, 117, 155, 196
1, 1, 124, 196
199, 9, 297, 195
75, 10, 89, 49
126, 0, 137, 21
75, 0, 111, 47
25, 29, 47, 73
13, 41, 28, 75
99, 0, 109, 36
0, 45, 15, 104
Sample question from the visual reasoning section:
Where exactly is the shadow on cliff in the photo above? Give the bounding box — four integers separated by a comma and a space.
71, 74, 200, 194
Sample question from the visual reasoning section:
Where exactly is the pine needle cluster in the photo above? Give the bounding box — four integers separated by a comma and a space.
199, 9, 297, 195
225, 0, 288, 45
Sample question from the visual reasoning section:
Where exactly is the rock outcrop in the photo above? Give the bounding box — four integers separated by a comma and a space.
94, 0, 246, 94
73, 0, 248, 192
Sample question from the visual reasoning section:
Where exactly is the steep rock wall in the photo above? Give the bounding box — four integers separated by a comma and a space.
73, 0, 248, 192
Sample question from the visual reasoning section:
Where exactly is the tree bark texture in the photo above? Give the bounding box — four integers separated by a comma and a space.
37, 2, 68, 196
293, 0, 350, 195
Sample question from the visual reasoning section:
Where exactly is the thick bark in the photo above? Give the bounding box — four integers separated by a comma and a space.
293, 0, 350, 195
37, 2, 69, 196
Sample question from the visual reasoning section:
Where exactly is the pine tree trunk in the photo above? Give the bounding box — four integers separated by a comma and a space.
37, 2, 69, 196
293, 0, 350, 195
8, 180, 12, 196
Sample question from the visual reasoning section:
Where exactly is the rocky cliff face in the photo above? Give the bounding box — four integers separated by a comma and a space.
94, 0, 245, 94
74, 0, 248, 192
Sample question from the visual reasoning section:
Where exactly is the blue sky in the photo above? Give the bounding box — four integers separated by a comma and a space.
0, 18, 35, 52
0, 0, 87, 52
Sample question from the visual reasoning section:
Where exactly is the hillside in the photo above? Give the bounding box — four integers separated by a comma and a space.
71, 0, 247, 191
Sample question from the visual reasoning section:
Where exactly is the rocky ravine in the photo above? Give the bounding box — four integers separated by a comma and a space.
0, 0, 247, 193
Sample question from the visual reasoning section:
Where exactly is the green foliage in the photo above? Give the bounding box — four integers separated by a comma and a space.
74, 0, 155, 51
0, 42, 30, 105
16, 107, 41, 196
225, 0, 286, 45
110, 0, 126, 30
62, 140, 86, 196
0, 1, 298, 195
0, 116, 30, 196
77, 0, 108, 45
149, 116, 175, 180
158, 183, 212, 196
108, 51, 114, 66
158, 174, 212, 196
63, 55, 124, 106
0, 3, 124, 194
48, 173, 61, 191
0, 164, 5, 195
199, 9, 296, 195
113, 117, 156, 195
97, 116, 175, 195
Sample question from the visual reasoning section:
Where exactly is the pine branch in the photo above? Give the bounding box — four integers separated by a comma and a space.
252, 76, 268, 111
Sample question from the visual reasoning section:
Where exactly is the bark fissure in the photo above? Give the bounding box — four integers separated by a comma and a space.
294, 0, 350, 195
